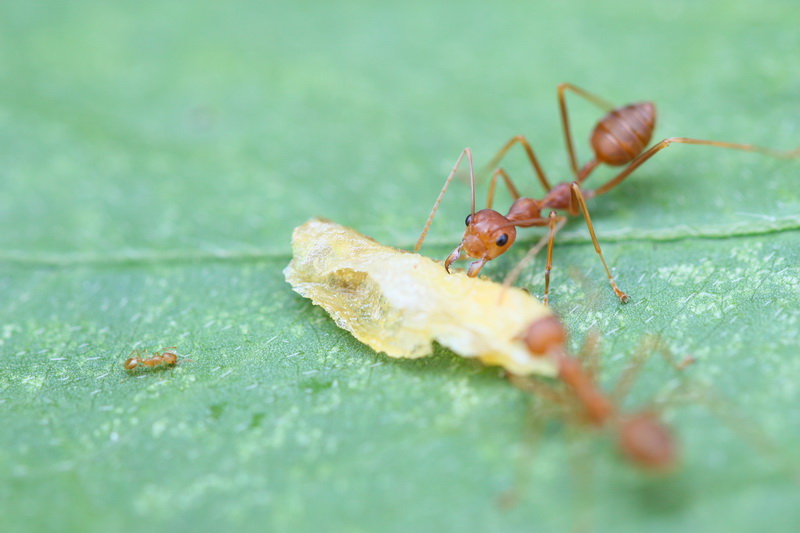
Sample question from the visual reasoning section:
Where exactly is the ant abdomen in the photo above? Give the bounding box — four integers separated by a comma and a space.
617, 413, 676, 470
591, 102, 656, 166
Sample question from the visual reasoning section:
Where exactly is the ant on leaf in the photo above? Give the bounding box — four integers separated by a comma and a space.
415, 84, 800, 303
124, 347, 189, 371
512, 315, 692, 471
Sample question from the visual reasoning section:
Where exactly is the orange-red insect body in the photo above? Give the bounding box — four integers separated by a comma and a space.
124, 347, 181, 370
519, 316, 676, 471
416, 84, 800, 304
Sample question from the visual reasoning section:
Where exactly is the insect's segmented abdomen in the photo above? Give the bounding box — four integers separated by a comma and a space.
590, 102, 656, 166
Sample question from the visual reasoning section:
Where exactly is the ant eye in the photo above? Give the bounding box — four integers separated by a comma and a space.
496, 234, 508, 247
465, 214, 473, 226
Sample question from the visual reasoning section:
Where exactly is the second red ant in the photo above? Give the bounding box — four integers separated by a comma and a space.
512, 315, 691, 470
415, 83, 800, 303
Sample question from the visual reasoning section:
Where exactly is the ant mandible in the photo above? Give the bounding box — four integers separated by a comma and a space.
124, 347, 183, 370
415, 83, 800, 303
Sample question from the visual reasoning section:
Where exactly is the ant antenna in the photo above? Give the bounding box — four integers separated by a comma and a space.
415, 148, 475, 252
468, 148, 476, 217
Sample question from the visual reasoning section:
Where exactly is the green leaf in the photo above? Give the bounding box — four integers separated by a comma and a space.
2, 1, 799, 532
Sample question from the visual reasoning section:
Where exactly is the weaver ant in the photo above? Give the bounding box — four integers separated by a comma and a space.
512, 315, 690, 470
124, 347, 186, 370
415, 83, 800, 303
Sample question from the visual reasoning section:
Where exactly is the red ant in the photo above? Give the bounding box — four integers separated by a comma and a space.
123, 347, 186, 370
415, 83, 800, 303
512, 315, 689, 470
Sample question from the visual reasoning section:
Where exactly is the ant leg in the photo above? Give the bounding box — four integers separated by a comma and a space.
414, 148, 476, 252
483, 135, 553, 191
610, 335, 660, 403
576, 159, 601, 183
501, 216, 567, 301
609, 334, 694, 399
569, 183, 629, 303
486, 168, 522, 209
496, 395, 549, 510
506, 372, 573, 406
557, 83, 615, 177
592, 137, 800, 197
575, 332, 693, 410
160, 347, 178, 359
542, 210, 561, 306
652, 338, 696, 372
577, 330, 602, 379
500, 370, 588, 509
131, 348, 150, 360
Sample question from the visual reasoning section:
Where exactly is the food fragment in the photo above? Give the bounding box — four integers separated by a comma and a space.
284, 218, 555, 376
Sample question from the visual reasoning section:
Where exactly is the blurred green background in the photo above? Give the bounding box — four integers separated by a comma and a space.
1, 1, 799, 532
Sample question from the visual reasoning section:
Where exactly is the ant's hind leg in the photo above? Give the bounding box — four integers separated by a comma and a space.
557, 83, 615, 177
592, 136, 800, 198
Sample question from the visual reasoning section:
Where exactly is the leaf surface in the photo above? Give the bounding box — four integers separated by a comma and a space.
2, 1, 799, 532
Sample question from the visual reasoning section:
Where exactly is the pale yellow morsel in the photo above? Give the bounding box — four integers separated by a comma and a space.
283, 218, 555, 376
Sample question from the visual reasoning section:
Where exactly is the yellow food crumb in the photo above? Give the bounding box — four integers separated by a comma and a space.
284, 219, 555, 376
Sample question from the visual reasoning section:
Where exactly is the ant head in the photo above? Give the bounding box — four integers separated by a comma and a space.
453, 209, 516, 276
162, 352, 178, 365
522, 316, 568, 357
617, 412, 676, 471
123, 357, 139, 370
